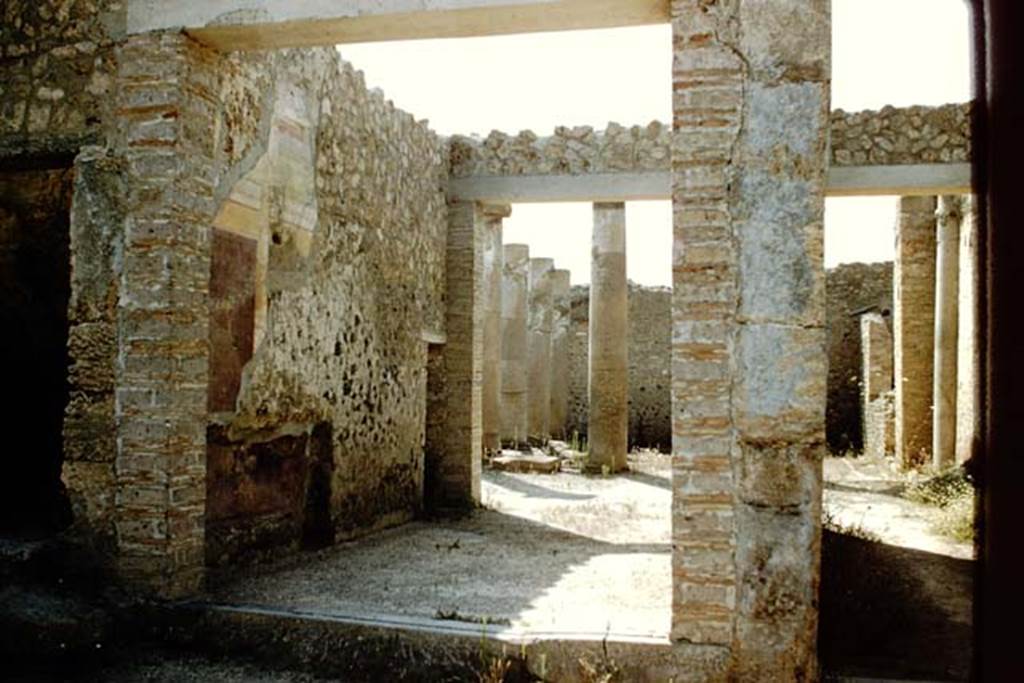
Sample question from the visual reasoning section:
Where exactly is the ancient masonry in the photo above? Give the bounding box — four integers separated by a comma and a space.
825, 262, 893, 454
861, 312, 895, 459
1, 0, 978, 679
894, 196, 938, 468
856, 195, 978, 466
568, 283, 672, 453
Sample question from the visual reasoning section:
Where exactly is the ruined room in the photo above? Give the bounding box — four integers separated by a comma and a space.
2, 0, 1019, 681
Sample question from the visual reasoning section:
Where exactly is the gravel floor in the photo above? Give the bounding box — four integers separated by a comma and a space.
208, 452, 673, 638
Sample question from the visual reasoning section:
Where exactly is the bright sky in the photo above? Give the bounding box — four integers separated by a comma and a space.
338, 0, 972, 286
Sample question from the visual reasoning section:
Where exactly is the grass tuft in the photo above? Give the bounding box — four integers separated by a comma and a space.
903, 465, 976, 542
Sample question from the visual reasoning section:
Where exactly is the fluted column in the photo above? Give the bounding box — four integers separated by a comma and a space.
500, 244, 530, 447
481, 204, 510, 455
587, 202, 628, 473
527, 257, 554, 445
933, 196, 961, 469
549, 269, 572, 440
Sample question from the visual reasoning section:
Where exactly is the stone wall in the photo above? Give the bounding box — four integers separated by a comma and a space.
829, 103, 971, 167
568, 266, 891, 458
448, 103, 971, 179
825, 262, 893, 454
567, 283, 671, 452
1, 15, 447, 584
0, 1, 122, 157
205, 52, 448, 565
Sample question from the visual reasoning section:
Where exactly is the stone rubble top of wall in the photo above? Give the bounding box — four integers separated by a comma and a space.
830, 102, 972, 166
448, 102, 972, 178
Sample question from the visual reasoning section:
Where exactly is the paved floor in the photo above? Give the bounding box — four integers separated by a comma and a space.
209, 453, 672, 639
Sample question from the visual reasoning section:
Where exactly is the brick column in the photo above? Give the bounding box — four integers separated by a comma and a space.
549, 269, 572, 441
588, 203, 628, 473
933, 196, 961, 469
436, 201, 484, 507
894, 196, 937, 468
110, 33, 215, 596
527, 257, 554, 445
500, 244, 530, 447
481, 204, 510, 455
671, 1, 830, 677
861, 312, 894, 457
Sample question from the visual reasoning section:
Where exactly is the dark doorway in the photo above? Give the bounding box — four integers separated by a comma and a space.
0, 162, 75, 537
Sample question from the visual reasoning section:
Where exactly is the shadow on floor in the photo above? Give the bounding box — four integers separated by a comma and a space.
824, 480, 908, 496
484, 471, 596, 501
819, 529, 975, 681
622, 470, 671, 491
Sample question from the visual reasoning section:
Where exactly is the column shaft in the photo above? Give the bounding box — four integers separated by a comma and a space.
481, 205, 509, 454
933, 196, 961, 469
527, 258, 554, 445
500, 244, 530, 447
433, 201, 483, 508
587, 203, 628, 472
894, 196, 937, 468
955, 196, 979, 465
549, 269, 572, 440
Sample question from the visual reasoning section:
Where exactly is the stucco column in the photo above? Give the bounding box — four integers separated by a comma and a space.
501, 244, 530, 447
933, 196, 961, 469
527, 257, 554, 445
894, 196, 937, 469
587, 203, 628, 473
481, 204, 510, 455
549, 269, 572, 441
955, 195, 979, 465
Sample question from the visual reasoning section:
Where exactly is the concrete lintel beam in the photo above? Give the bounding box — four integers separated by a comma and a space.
128, 0, 671, 50
826, 163, 972, 197
448, 164, 972, 203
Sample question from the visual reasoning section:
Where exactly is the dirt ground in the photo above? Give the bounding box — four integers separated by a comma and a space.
209, 452, 672, 639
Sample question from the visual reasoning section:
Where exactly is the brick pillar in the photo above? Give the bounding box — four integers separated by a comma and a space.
933, 196, 961, 469
500, 244, 530, 447
481, 204, 509, 455
955, 195, 979, 465
671, 1, 830, 677
108, 33, 214, 596
894, 196, 937, 468
549, 269, 572, 441
436, 201, 484, 508
861, 312, 894, 457
588, 203, 628, 473
527, 257, 554, 445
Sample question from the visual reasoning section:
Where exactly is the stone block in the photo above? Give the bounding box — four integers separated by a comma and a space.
735, 323, 825, 441
734, 502, 819, 624
737, 438, 822, 510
